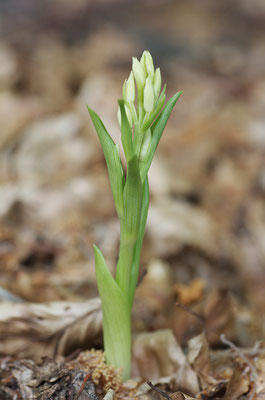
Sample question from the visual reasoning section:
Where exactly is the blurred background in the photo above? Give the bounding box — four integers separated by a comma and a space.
0, 0, 265, 347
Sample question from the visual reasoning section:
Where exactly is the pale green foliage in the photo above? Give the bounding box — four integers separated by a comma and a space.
87, 50, 182, 381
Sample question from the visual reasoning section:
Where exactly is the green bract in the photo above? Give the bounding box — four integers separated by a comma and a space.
87, 50, 182, 381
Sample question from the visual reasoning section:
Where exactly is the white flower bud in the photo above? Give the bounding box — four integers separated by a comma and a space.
124, 71, 135, 103
144, 77, 155, 113
117, 104, 133, 128
140, 51, 146, 69
144, 51, 154, 77
132, 57, 146, 88
153, 68, 161, 101
128, 102, 137, 124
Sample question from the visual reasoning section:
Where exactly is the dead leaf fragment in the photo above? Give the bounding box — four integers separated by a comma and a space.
187, 332, 214, 389
147, 198, 217, 258
204, 290, 236, 345
132, 329, 200, 395
133, 259, 173, 331
171, 393, 196, 400
0, 298, 102, 360
224, 363, 250, 400
198, 380, 227, 399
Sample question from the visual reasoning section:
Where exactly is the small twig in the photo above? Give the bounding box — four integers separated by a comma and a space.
147, 380, 172, 399
249, 340, 263, 357
75, 372, 92, 400
220, 334, 255, 372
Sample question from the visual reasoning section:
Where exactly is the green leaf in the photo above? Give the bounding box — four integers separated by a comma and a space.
118, 100, 134, 162
115, 155, 142, 294
140, 91, 182, 182
93, 245, 131, 380
123, 155, 142, 239
129, 177, 149, 307
87, 106, 124, 218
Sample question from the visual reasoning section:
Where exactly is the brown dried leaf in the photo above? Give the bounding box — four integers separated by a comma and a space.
204, 290, 236, 346
133, 260, 174, 331
187, 332, 214, 389
198, 380, 228, 399
171, 289, 236, 349
171, 393, 196, 400
255, 350, 265, 399
0, 298, 102, 360
132, 329, 200, 395
147, 198, 218, 258
224, 363, 250, 400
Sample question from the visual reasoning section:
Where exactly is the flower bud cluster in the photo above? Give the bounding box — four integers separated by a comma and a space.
118, 50, 165, 131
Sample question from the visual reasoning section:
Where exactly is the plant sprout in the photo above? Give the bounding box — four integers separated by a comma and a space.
87, 50, 182, 381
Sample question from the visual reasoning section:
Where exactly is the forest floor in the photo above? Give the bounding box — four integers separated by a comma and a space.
0, 1, 265, 398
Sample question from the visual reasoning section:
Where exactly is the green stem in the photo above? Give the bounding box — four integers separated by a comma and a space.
93, 245, 131, 380
133, 125, 145, 158
102, 301, 131, 380
115, 225, 136, 295
129, 177, 149, 308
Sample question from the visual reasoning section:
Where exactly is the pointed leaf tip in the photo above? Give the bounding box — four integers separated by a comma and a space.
118, 99, 134, 162
86, 106, 124, 218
